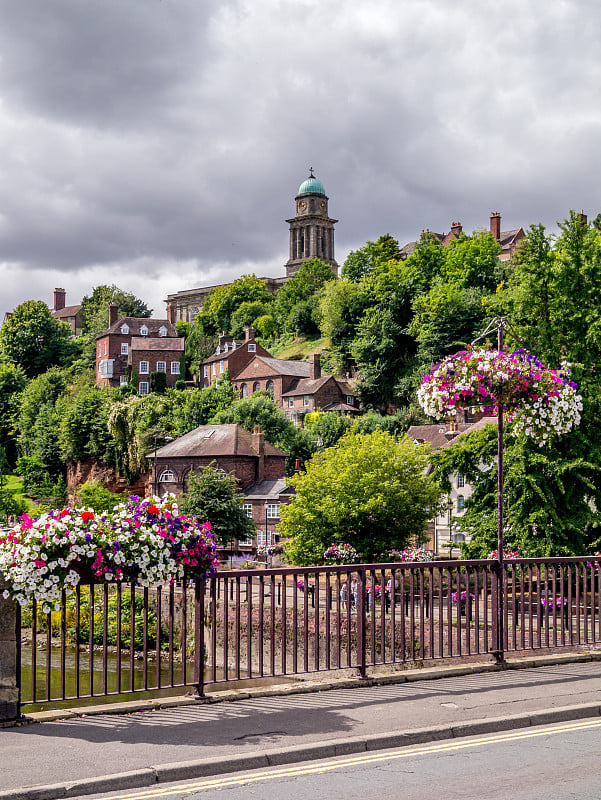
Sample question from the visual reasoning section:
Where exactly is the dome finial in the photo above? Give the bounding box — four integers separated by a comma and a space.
309, 166, 315, 178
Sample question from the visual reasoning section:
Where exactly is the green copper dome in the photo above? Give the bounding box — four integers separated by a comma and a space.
298, 171, 325, 196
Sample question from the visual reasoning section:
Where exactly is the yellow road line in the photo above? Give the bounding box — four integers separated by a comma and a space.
106, 717, 601, 798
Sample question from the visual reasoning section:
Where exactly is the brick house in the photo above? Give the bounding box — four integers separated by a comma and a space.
231, 352, 359, 423
50, 288, 83, 335
200, 327, 271, 389
406, 416, 497, 554
96, 305, 183, 390
400, 212, 526, 262
149, 424, 291, 554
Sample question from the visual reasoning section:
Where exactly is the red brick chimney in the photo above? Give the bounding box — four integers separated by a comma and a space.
53, 288, 66, 312
309, 353, 321, 380
490, 212, 501, 241
109, 303, 119, 326
244, 326, 255, 341
580, 210, 588, 226
252, 426, 265, 481
450, 221, 462, 237
166, 304, 175, 324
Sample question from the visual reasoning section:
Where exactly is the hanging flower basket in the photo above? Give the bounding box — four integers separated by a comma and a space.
397, 546, 436, 563
0, 495, 217, 613
323, 543, 359, 565
417, 346, 582, 444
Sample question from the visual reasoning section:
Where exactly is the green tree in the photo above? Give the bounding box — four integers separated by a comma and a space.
341, 234, 401, 282
59, 384, 115, 467
275, 259, 336, 325
442, 231, 502, 291
149, 371, 167, 394
318, 278, 371, 373
230, 301, 272, 338
281, 430, 443, 564
0, 362, 27, 465
199, 275, 274, 335
0, 300, 76, 377
80, 285, 151, 336
179, 464, 255, 546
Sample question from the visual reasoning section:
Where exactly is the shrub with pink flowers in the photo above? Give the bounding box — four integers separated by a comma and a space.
417, 346, 582, 444
0, 495, 217, 613
323, 543, 359, 564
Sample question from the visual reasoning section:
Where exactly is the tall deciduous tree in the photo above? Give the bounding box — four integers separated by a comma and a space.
179, 464, 255, 546
341, 234, 401, 282
199, 275, 274, 335
275, 258, 336, 325
281, 430, 443, 564
80, 285, 152, 336
0, 301, 75, 377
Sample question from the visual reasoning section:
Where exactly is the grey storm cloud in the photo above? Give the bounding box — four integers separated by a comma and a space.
1, 0, 601, 318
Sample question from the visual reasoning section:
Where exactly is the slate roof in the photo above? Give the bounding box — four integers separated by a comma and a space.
99, 317, 179, 338
281, 376, 332, 396
150, 424, 286, 459
52, 304, 82, 319
407, 417, 497, 450
243, 479, 293, 500
254, 357, 311, 378
203, 342, 246, 364
130, 337, 184, 352
321, 401, 360, 413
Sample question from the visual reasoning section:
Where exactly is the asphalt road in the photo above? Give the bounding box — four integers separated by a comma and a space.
81, 717, 601, 800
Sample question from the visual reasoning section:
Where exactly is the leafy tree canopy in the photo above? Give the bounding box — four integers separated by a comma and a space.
199, 275, 274, 335
80, 285, 152, 336
442, 231, 502, 291
0, 300, 76, 377
275, 258, 336, 324
77, 481, 123, 513
282, 430, 443, 564
341, 234, 401, 282
179, 464, 255, 546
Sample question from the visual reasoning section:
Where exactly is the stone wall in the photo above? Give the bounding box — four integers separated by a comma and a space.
0, 573, 19, 722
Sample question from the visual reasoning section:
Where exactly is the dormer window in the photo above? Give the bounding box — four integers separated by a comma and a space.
216, 346, 221, 355
248, 343, 256, 353
120, 324, 129, 335
140, 325, 148, 336
158, 326, 167, 337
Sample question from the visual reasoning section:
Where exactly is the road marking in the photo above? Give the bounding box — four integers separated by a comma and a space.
104, 718, 601, 798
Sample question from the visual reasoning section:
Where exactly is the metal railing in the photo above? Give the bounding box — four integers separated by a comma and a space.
18, 557, 601, 709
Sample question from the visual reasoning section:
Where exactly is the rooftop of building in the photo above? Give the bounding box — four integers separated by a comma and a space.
150, 424, 286, 460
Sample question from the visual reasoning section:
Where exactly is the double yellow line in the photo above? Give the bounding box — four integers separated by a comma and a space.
107, 718, 601, 798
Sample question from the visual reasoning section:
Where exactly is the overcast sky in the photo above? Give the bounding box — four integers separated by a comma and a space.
1, 0, 600, 321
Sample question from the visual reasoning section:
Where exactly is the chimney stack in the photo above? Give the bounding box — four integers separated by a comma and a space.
252, 426, 265, 481
109, 303, 119, 326
309, 353, 321, 380
244, 326, 255, 342
450, 221, 463, 236
53, 288, 66, 312
490, 212, 501, 241
580, 210, 588, 226
166, 304, 175, 324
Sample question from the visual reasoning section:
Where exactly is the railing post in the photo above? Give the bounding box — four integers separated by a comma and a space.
194, 577, 206, 697
356, 568, 367, 679
0, 572, 20, 722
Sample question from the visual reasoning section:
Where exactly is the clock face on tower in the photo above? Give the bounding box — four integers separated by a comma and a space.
298, 200, 307, 212
319, 201, 326, 210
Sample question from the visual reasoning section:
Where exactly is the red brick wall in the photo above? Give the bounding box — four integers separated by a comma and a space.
132, 348, 181, 389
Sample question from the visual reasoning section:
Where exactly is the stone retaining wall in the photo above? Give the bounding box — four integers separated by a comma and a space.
0, 572, 19, 721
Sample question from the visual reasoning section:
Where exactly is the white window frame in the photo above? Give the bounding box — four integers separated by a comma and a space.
156, 361, 167, 373
158, 326, 167, 337
139, 361, 149, 374
266, 503, 280, 519
238, 531, 254, 547
288, 398, 294, 408
303, 396, 310, 407
140, 325, 149, 336
248, 343, 256, 352
138, 381, 149, 395
119, 376, 128, 386
159, 469, 176, 483
457, 495, 465, 512
457, 473, 465, 488
121, 343, 129, 355
203, 365, 209, 378
346, 395, 354, 405
171, 362, 180, 375
241, 503, 253, 519
220, 361, 224, 373
256, 530, 273, 547
120, 324, 129, 335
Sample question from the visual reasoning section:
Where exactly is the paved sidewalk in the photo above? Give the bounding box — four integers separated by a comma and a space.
2, 654, 601, 800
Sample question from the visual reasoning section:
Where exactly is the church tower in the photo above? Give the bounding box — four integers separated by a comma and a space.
285, 169, 338, 278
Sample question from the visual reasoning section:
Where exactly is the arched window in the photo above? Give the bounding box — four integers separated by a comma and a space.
241, 383, 248, 398
266, 380, 274, 396
253, 381, 261, 393
457, 495, 465, 512
159, 469, 176, 483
